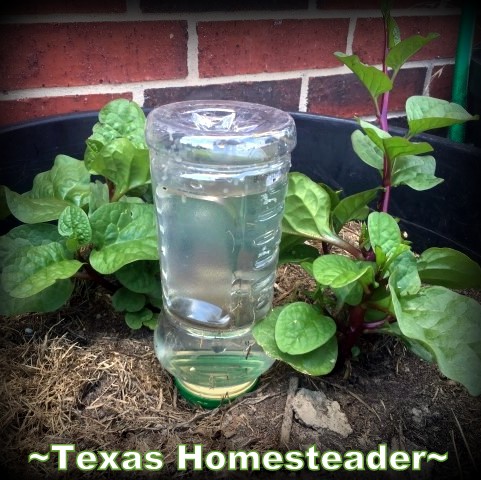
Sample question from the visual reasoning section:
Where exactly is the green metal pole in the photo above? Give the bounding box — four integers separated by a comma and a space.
448, 2, 476, 143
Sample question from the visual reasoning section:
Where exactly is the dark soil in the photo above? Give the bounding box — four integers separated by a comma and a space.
1, 265, 480, 480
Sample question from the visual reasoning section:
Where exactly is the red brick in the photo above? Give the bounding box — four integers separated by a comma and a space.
0, 93, 132, 127
0, 21, 187, 90
429, 63, 454, 100
198, 19, 349, 78
141, 0, 307, 12
0, 0, 126, 14
352, 16, 460, 65
144, 79, 302, 111
307, 67, 427, 118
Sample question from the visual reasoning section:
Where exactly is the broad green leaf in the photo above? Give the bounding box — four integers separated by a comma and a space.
2, 242, 82, 298
275, 302, 336, 355
332, 187, 380, 230
417, 247, 481, 289
58, 206, 92, 245
333, 282, 363, 307
112, 287, 146, 312
115, 260, 161, 294
390, 284, 481, 396
318, 183, 343, 210
89, 203, 158, 274
0, 223, 61, 264
391, 154, 443, 191
358, 119, 392, 148
313, 255, 374, 289
368, 212, 402, 259
351, 130, 384, 171
253, 307, 338, 376
88, 99, 147, 149
142, 311, 158, 330
125, 308, 154, 330
381, 322, 435, 363
89, 181, 110, 215
147, 291, 163, 310
278, 236, 320, 265
282, 173, 335, 241
85, 137, 150, 201
387, 33, 439, 74
382, 137, 433, 161
0, 279, 74, 316
4, 155, 91, 223
335, 52, 393, 99
85, 99, 148, 200
406, 96, 479, 137
389, 250, 421, 296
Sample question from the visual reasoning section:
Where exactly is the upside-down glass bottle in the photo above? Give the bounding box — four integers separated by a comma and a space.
146, 100, 296, 407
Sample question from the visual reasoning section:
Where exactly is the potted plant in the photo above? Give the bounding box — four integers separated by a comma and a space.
1, 4, 480, 397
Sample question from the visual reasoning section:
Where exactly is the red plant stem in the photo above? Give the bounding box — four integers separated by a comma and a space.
340, 305, 366, 360
378, 14, 391, 213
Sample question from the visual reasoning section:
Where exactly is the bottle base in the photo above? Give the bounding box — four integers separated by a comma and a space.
175, 377, 259, 409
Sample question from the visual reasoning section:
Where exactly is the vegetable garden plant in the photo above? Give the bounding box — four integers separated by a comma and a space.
1, 6, 480, 396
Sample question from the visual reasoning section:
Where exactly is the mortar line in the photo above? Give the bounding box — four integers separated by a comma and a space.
187, 19, 200, 80
1, 60, 454, 102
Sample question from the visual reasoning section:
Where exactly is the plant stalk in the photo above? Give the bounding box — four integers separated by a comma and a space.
340, 305, 366, 360
378, 12, 392, 213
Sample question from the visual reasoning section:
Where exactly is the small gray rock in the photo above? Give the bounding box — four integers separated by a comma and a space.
292, 388, 353, 438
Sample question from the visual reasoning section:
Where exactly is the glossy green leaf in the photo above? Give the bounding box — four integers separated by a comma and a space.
368, 212, 402, 259
2, 242, 82, 298
391, 154, 443, 191
253, 307, 338, 376
382, 137, 433, 161
275, 302, 336, 355
417, 247, 481, 289
351, 130, 384, 171
85, 138, 150, 201
85, 99, 149, 200
332, 187, 380, 229
390, 283, 481, 396
0, 223, 61, 264
389, 250, 421, 296
58, 206, 92, 245
125, 308, 154, 330
115, 260, 161, 294
0, 279, 74, 316
4, 155, 91, 223
318, 183, 342, 210
112, 287, 146, 312
406, 96, 479, 137
89, 203, 158, 274
282, 173, 335, 241
333, 282, 364, 307
335, 52, 393, 99
313, 254, 374, 289
88, 98, 147, 149
358, 119, 392, 148
89, 180, 110, 215
387, 33, 439, 74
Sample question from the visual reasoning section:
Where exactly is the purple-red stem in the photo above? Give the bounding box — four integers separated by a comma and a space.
340, 305, 366, 360
379, 13, 391, 213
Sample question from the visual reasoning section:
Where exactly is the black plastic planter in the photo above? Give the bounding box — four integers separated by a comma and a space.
1, 111, 480, 264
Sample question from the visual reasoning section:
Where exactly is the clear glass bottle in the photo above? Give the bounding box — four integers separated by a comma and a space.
146, 100, 296, 407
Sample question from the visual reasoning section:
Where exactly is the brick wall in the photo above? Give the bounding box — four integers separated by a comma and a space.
0, 0, 470, 127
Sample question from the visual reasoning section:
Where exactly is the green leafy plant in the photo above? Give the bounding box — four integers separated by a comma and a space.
253, 6, 481, 396
0, 99, 161, 330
